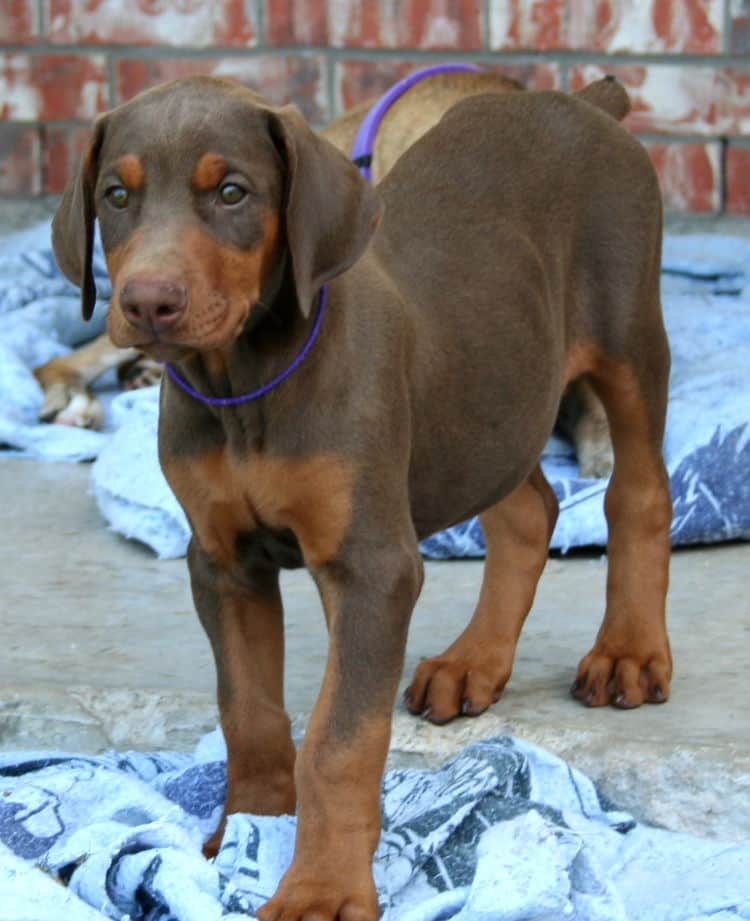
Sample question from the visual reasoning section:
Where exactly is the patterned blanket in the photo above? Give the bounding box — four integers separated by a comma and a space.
1, 224, 749, 557
2, 731, 748, 921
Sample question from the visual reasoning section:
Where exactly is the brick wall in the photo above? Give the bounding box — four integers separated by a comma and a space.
1, 0, 749, 213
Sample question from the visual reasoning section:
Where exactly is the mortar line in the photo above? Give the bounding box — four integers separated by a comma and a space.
1, 44, 750, 68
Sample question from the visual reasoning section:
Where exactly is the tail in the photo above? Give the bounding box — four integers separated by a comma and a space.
573, 76, 631, 122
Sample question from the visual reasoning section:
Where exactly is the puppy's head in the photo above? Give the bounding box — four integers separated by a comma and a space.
53, 76, 382, 361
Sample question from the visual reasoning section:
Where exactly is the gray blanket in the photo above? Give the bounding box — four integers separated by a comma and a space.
2, 731, 748, 920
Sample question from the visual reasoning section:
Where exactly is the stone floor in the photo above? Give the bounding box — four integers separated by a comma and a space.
1, 457, 748, 842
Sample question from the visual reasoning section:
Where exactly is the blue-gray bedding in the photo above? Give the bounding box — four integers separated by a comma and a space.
1, 223, 749, 557
1, 731, 748, 921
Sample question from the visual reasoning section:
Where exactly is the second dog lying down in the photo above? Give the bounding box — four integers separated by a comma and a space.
35, 69, 625, 477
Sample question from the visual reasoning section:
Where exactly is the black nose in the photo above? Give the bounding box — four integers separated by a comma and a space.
120, 278, 187, 335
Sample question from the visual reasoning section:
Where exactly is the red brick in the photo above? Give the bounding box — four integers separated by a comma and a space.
725, 68, 750, 135
646, 141, 720, 212
0, 0, 39, 43
335, 59, 559, 112
489, 0, 567, 50
0, 54, 108, 121
727, 146, 750, 214
330, 0, 484, 50
266, 0, 328, 45
569, 0, 723, 53
42, 125, 93, 195
730, 0, 750, 53
117, 55, 327, 122
0, 124, 41, 195
46, 0, 257, 46
571, 64, 727, 135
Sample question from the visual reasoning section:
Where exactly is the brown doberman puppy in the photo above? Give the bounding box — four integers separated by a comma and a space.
52, 76, 672, 920
37, 68, 617, 477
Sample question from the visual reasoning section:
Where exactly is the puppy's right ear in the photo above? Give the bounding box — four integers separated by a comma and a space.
52, 116, 107, 320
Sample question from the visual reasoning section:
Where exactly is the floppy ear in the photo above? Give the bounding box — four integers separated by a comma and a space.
268, 105, 383, 316
52, 116, 107, 321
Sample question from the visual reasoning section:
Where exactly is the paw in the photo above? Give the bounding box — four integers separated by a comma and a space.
257, 864, 378, 921
404, 651, 511, 724
118, 356, 163, 390
577, 442, 614, 480
38, 381, 104, 429
571, 646, 671, 709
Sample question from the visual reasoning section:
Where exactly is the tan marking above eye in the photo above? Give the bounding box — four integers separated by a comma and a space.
193, 152, 229, 191
116, 154, 145, 190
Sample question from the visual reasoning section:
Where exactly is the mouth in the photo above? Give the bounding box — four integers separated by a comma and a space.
109, 301, 254, 359
132, 340, 195, 363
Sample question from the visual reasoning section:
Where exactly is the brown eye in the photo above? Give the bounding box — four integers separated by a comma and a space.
219, 182, 246, 205
106, 185, 129, 209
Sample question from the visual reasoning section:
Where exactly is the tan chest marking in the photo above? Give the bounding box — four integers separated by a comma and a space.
164, 449, 356, 569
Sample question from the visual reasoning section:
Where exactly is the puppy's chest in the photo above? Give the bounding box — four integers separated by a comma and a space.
162, 447, 355, 570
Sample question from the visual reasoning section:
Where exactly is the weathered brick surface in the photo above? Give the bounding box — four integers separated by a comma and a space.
569, 0, 724, 53
730, 0, 750, 52
267, 0, 329, 45
42, 125, 93, 194
727, 145, 750, 213
0, 1, 747, 209
329, 0, 484, 49
336, 59, 559, 112
47, 0, 258, 47
570, 63, 750, 136
0, 0, 39, 43
0, 54, 109, 121
268, 0, 485, 48
117, 55, 328, 122
490, 0, 570, 50
647, 141, 721, 212
0, 124, 41, 195
726, 68, 750, 135
490, 0, 723, 52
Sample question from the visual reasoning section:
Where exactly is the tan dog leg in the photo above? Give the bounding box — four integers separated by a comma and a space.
188, 542, 296, 857
573, 357, 672, 708
259, 537, 423, 921
34, 334, 139, 428
572, 379, 615, 479
405, 465, 558, 723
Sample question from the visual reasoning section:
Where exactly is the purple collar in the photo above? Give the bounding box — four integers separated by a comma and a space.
351, 62, 482, 180
165, 285, 327, 406
167, 63, 480, 406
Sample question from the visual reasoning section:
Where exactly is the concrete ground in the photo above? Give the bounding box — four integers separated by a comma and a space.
1, 203, 749, 846
1, 456, 749, 844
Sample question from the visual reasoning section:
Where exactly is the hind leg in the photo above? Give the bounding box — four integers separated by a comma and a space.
572, 342, 672, 709
572, 379, 614, 479
405, 465, 558, 723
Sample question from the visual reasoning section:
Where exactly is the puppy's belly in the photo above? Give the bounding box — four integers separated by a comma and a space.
408, 395, 558, 540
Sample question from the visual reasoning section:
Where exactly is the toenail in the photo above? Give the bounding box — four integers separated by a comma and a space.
421, 707, 432, 720
652, 686, 666, 703
571, 679, 581, 694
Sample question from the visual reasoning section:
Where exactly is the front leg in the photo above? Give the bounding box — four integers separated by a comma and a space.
259, 535, 423, 921
188, 540, 297, 856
